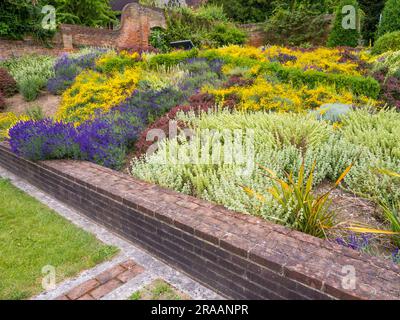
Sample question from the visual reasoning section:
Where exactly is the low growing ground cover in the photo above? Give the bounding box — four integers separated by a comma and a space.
1, 45, 400, 263
129, 279, 190, 301
0, 178, 118, 300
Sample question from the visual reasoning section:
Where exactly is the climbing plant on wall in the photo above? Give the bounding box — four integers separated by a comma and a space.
0, 0, 53, 40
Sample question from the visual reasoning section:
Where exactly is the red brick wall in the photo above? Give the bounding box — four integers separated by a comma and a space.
0, 38, 64, 59
239, 24, 267, 47
59, 24, 119, 49
59, 3, 166, 51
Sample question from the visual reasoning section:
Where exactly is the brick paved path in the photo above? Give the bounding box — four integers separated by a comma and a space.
57, 260, 144, 300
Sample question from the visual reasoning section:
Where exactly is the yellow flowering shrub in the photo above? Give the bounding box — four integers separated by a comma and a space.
281, 48, 361, 76
204, 45, 362, 76
56, 66, 142, 124
206, 76, 375, 112
359, 49, 376, 64
0, 112, 30, 139
210, 45, 268, 62
95, 51, 140, 74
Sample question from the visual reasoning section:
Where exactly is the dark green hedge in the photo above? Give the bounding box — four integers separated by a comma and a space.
148, 49, 199, 69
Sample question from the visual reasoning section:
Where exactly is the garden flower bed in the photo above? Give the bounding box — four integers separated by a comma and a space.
1, 45, 399, 267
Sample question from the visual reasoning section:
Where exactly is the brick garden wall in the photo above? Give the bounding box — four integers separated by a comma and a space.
0, 2, 167, 57
0, 143, 398, 300
239, 24, 267, 47
60, 2, 166, 51
59, 24, 119, 50
0, 38, 64, 59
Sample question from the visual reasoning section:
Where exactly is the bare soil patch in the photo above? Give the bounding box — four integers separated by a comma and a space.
5, 93, 60, 117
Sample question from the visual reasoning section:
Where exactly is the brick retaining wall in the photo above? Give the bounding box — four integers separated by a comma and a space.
0, 143, 398, 300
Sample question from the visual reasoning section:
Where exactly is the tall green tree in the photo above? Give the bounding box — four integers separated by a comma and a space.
207, 0, 275, 23
48, 0, 117, 27
0, 0, 117, 41
0, 0, 52, 40
327, 0, 361, 47
272, 0, 336, 13
358, 0, 385, 45
377, 0, 400, 38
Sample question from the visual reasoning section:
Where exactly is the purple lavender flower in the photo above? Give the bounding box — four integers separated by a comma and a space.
270, 53, 298, 64
8, 119, 79, 161
392, 248, 400, 264
47, 51, 102, 95
336, 233, 371, 251
303, 65, 323, 72
76, 110, 142, 169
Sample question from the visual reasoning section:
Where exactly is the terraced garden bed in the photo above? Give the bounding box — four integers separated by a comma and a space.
0, 45, 399, 298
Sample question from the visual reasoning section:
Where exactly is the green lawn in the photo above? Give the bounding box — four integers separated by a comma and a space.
0, 178, 118, 300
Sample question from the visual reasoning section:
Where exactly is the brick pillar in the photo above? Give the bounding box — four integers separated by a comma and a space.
139, 14, 151, 51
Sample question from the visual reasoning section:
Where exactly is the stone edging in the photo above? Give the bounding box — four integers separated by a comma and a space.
0, 143, 398, 300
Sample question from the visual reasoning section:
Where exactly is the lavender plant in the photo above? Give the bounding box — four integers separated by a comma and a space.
393, 248, 400, 264
336, 233, 371, 251
9, 108, 142, 170
76, 109, 142, 169
8, 119, 79, 161
47, 51, 103, 95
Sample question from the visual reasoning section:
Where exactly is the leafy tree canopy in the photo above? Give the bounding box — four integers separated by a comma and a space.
377, 0, 400, 38
0, 0, 116, 40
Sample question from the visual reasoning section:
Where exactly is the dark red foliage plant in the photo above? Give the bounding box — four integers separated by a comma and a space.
223, 75, 254, 88
0, 91, 7, 111
134, 93, 235, 157
0, 68, 17, 97
373, 69, 400, 110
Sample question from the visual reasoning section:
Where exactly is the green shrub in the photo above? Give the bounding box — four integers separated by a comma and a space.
163, 7, 246, 49
327, 0, 361, 47
26, 106, 45, 121
19, 76, 46, 102
269, 64, 380, 98
0, 55, 55, 102
264, 7, 331, 46
50, 0, 117, 27
376, 0, 400, 38
208, 23, 247, 47
96, 52, 138, 74
195, 4, 229, 22
207, 0, 274, 23
372, 31, 400, 55
148, 49, 199, 69
149, 27, 170, 53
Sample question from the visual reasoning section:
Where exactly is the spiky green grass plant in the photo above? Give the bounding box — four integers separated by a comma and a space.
131, 109, 400, 234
